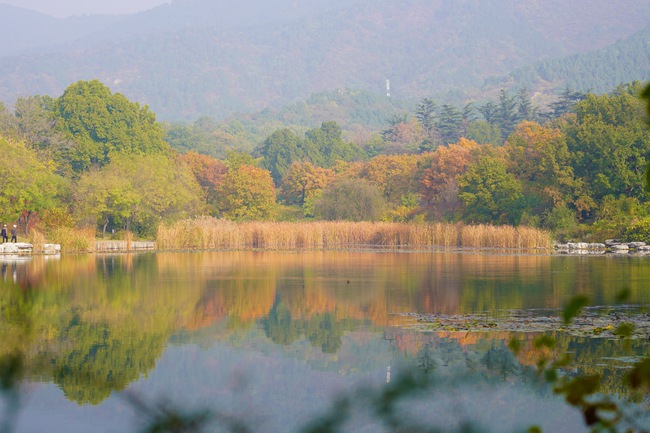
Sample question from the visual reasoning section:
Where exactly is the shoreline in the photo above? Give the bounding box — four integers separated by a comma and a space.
3, 242, 650, 256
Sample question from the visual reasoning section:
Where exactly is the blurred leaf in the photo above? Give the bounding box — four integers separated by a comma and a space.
614, 287, 631, 303
613, 322, 635, 338
508, 338, 522, 355
557, 375, 600, 406
626, 358, 650, 390
533, 335, 556, 350
562, 295, 589, 324
0, 353, 23, 392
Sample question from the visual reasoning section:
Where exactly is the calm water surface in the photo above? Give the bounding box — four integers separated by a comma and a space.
1, 251, 649, 433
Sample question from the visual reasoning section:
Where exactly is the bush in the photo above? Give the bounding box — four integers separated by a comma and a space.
624, 217, 650, 243
542, 204, 579, 242
314, 179, 387, 222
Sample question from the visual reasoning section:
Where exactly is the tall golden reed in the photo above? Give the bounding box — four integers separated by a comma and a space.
156, 217, 552, 252
48, 227, 97, 253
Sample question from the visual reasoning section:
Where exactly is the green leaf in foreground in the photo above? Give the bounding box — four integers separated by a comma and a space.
562, 295, 589, 324
626, 358, 650, 390
613, 322, 635, 338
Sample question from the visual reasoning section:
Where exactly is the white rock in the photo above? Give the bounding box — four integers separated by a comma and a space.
42, 244, 62, 254
0, 243, 19, 254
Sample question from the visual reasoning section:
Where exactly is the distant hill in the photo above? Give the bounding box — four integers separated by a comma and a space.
1, 0, 649, 120
0, 4, 120, 56
484, 25, 650, 95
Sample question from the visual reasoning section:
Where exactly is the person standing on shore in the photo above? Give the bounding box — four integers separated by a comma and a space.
1, 224, 7, 243
10, 225, 17, 242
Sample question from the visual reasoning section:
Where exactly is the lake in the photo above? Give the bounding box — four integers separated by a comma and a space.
1, 251, 649, 433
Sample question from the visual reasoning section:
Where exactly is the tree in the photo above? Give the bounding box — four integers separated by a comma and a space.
505, 121, 586, 216
362, 154, 420, 205
0, 137, 63, 233
415, 98, 439, 151
642, 82, 650, 192
548, 87, 587, 119
477, 101, 499, 126
465, 121, 502, 147
420, 138, 482, 219
74, 154, 204, 236
177, 151, 228, 214
436, 104, 463, 145
381, 114, 424, 154
216, 165, 276, 221
516, 87, 536, 122
497, 89, 519, 139
304, 121, 363, 167
458, 154, 525, 225
279, 161, 334, 207
259, 128, 316, 185
315, 179, 386, 222
224, 150, 257, 170
564, 91, 650, 205
54, 80, 168, 173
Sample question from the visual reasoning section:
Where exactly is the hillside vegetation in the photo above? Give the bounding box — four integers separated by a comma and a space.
0, 0, 649, 120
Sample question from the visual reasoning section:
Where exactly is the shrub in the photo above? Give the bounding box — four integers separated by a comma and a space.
315, 179, 387, 222
624, 217, 650, 243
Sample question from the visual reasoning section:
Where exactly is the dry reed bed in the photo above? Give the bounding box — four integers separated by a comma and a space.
156, 217, 552, 252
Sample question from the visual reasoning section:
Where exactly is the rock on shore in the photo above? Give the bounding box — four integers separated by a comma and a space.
0, 243, 61, 254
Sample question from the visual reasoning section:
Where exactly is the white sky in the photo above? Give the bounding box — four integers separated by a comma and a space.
0, 0, 172, 17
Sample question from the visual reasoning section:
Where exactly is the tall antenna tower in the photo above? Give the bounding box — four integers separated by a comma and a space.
386, 79, 391, 98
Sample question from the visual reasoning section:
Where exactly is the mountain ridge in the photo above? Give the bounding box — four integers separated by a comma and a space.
1, 0, 649, 120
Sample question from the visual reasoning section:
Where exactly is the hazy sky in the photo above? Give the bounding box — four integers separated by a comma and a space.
1, 0, 172, 17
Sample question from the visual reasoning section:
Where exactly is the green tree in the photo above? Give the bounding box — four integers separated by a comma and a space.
458, 154, 525, 225
465, 120, 502, 147
477, 101, 499, 126
54, 80, 168, 173
74, 154, 204, 236
565, 90, 650, 205
497, 89, 519, 139
259, 128, 315, 185
641, 81, 650, 192
415, 98, 439, 151
549, 87, 587, 119
315, 179, 386, 221
305, 121, 363, 167
436, 104, 463, 145
0, 137, 63, 232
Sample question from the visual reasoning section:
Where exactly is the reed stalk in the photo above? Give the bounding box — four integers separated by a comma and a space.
156, 218, 552, 252
49, 227, 96, 253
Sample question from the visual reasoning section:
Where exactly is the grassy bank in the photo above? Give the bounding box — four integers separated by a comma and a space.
156, 217, 552, 251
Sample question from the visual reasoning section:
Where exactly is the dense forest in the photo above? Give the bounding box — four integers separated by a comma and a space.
1, 79, 649, 244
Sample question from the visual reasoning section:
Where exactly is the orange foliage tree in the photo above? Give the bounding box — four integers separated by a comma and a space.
178, 151, 228, 214
362, 153, 420, 205
419, 138, 483, 219
279, 161, 335, 206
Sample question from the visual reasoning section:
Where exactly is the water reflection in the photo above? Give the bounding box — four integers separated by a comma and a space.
0, 251, 649, 432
